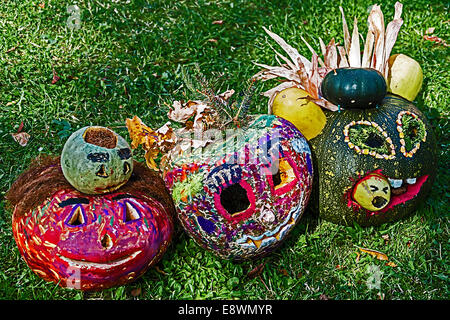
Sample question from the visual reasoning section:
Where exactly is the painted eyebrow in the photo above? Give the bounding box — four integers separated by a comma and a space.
59, 198, 90, 207
87, 152, 110, 162
111, 194, 137, 201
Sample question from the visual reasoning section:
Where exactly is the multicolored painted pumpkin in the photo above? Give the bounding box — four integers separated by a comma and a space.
310, 94, 436, 226
163, 115, 313, 260
61, 126, 133, 194
7, 159, 174, 291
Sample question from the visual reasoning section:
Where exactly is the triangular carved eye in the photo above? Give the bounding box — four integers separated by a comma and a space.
65, 205, 86, 227
123, 201, 141, 223
344, 120, 395, 159
396, 111, 426, 157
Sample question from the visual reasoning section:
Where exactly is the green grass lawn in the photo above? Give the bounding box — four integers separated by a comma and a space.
0, 0, 448, 300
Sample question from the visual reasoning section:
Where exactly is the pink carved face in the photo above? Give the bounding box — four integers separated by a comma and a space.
12, 188, 173, 291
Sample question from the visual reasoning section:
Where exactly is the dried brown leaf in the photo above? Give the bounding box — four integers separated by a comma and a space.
324, 38, 338, 69
337, 46, 349, 67
362, 28, 375, 68
11, 132, 30, 147
130, 287, 142, 297
247, 263, 265, 279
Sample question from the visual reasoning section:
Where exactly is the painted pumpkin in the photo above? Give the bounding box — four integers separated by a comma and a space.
163, 115, 313, 260
61, 126, 133, 194
310, 94, 437, 226
7, 158, 174, 291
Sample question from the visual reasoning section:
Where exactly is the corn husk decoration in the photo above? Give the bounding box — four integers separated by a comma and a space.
253, 2, 404, 113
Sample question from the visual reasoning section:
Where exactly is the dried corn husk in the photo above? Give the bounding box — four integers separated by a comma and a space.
253, 2, 405, 113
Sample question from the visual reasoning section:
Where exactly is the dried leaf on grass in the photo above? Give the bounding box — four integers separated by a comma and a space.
358, 247, 389, 261
11, 132, 30, 147
358, 247, 397, 267
423, 35, 449, 47
247, 263, 265, 279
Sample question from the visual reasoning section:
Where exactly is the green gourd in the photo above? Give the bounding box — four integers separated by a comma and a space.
61, 126, 133, 194
321, 68, 387, 110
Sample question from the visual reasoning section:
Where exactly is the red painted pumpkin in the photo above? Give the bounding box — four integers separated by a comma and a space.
8, 158, 174, 291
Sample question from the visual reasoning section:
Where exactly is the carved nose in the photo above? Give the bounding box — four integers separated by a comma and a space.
101, 233, 113, 249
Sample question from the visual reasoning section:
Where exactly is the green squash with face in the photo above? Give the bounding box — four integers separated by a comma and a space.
310, 94, 437, 226
61, 126, 133, 194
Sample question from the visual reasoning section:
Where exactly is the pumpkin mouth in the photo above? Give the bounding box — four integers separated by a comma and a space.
57, 250, 142, 270
94, 180, 128, 194
236, 200, 303, 250
348, 172, 429, 216
378, 175, 429, 213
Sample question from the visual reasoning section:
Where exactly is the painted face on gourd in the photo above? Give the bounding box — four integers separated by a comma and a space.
164, 115, 313, 260
61, 126, 133, 194
12, 187, 173, 291
312, 95, 436, 226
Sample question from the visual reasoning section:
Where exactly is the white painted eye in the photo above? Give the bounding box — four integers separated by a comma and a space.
406, 178, 417, 184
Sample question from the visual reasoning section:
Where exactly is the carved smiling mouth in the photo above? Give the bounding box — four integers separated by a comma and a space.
379, 175, 429, 213
57, 250, 142, 269
237, 198, 303, 250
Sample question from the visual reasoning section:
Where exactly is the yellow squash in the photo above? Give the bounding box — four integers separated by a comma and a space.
272, 87, 326, 140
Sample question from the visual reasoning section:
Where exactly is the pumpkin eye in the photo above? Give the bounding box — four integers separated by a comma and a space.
122, 201, 142, 223
118, 148, 132, 160
267, 157, 299, 195
220, 183, 251, 215
343, 121, 395, 159
396, 111, 427, 157
65, 204, 87, 227
123, 162, 131, 175
214, 180, 256, 224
